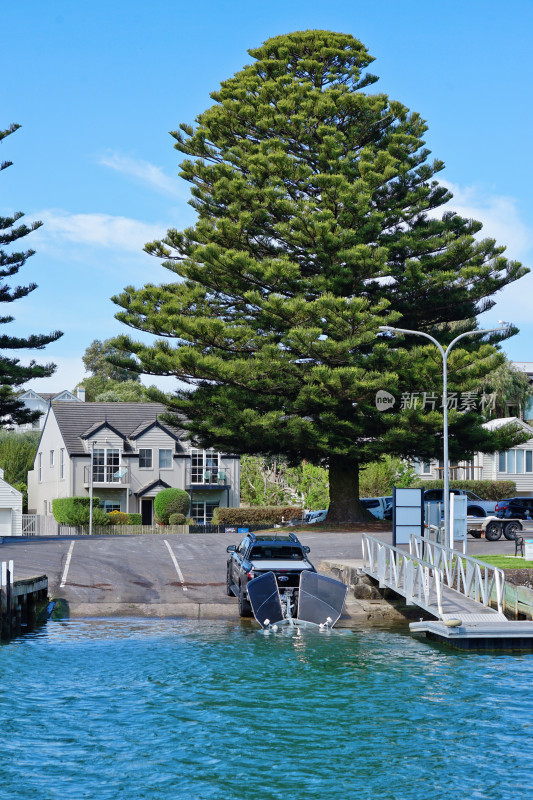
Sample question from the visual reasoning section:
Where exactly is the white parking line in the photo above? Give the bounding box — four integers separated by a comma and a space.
164, 539, 188, 592
60, 541, 75, 587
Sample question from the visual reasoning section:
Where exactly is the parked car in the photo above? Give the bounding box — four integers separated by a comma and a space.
494, 497, 533, 520
305, 509, 328, 524
423, 489, 497, 517
287, 509, 328, 526
226, 532, 316, 616
360, 497, 392, 520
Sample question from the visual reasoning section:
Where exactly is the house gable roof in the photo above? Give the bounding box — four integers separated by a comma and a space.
129, 418, 183, 443
136, 478, 171, 497
51, 402, 185, 456
482, 416, 533, 436
81, 420, 126, 441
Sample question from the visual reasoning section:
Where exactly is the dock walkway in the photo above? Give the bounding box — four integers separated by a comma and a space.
361, 533, 533, 651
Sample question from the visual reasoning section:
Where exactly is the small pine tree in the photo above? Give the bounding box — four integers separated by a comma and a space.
0, 123, 62, 426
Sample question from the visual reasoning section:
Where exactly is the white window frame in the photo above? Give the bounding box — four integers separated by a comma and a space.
38, 452, 42, 482
92, 447, 121, 483
191, 501, 219, 524
159, 449, 173, 470
60, 448, 65, 480
498, 449, 533, 474
139, 448, 153, 469
50, 450, 55, 467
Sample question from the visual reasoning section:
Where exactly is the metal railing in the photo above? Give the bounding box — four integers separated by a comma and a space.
83, 465, 130, 485
409, 534, 505, 614
435, 465, 483, 480
362, 533, 443, 616
185, 465, 229, 486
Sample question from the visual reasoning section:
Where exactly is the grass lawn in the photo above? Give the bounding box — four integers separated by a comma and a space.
473, 555, 533, 569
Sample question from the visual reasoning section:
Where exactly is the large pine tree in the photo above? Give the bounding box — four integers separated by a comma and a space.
0, 123, 62, 426
111, 31, 528, 521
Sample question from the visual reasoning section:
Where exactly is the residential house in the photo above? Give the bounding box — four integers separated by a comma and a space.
27, 402, 240, 524
414, 416, 533, 495
0, 467, 23, 537
12, 388, 85, 432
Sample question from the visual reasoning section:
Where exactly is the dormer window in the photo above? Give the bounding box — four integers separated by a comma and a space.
139, 448, 153, 469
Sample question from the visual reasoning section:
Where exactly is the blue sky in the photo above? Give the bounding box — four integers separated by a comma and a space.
2, 0, 532, 393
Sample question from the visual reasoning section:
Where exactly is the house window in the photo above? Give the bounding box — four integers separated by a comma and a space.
38, 452, 42, 482
93, 448, 120, 482
191, 501, 219, 525
139, 448, 153, 469
60, 448, 65, 479
159, 449, 172, 469
191, 449, 218, 483
420, 461, 431, 475
101, 501, 121, 513
50, 450, 55, 467
498, 450, 533, 474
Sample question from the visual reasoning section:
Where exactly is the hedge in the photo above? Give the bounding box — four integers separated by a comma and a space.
212, 506, 302, 526
169, 513, 186, 524
52, 496, 109, 526
412, 479, 517, 500
128, 513, 142, 525
107, 511, 130, 525
154, 488, 190, 523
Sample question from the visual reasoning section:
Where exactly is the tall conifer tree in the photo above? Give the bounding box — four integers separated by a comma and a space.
111, 31, 528, 521
0, 123, 62, 426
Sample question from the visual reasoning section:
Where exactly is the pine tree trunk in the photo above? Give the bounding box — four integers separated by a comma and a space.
327, 456, 372, 523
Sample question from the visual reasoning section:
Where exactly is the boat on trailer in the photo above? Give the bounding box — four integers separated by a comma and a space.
246, 569, 348, 631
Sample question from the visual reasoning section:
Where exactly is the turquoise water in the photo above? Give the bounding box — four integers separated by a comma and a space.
1, 619, 532, 800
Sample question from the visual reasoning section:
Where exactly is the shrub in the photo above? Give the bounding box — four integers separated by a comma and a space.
169, 513, 186, 524
153, 488, 190, 523
412, 479, 517, 500
52, 496, 109, 526
128, 513, 142, 525
212, 506, 302, 526
107, 510, 130, 525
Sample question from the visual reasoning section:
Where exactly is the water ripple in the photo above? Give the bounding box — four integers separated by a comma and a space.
0, 619, 532, 799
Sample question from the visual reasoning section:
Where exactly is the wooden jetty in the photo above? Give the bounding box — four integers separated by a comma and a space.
1, 560, 48, 639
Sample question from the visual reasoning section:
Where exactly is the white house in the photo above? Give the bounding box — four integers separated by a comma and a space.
27, 402, 240, 524
0, 467, 23, 537
13, 388, 84, 432
415, 416, 533, 495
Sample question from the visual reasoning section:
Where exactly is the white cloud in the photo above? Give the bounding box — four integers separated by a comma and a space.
98, 152, 184, 198
34, 209, 166, 253
436, 181, 532, 261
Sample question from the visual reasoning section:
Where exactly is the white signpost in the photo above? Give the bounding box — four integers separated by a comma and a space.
450, 492, 468, 554
393, 487, 424, 546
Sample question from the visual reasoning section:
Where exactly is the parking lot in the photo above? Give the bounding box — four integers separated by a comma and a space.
0, 529, 524, 617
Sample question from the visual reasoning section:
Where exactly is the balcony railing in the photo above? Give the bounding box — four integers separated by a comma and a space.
185, 465, 229, 487
84, 465, 130, 485
435, 465, 483, 481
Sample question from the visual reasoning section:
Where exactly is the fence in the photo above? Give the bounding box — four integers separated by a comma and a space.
19, 519, 273, 537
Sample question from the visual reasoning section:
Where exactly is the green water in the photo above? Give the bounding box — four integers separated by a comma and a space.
0, 619, 531, 799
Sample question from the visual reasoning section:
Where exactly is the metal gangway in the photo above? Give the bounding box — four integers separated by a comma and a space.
361, 532, 533, 648
362, 532, 505, 619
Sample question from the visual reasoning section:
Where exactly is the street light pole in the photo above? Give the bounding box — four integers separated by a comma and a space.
379, 324, 508, 544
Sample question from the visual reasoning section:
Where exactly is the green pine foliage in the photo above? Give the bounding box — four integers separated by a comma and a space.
111, 31, 529, 521
0, 124, 62, 425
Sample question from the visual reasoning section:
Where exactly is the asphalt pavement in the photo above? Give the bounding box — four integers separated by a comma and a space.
0, 529, 522, 618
